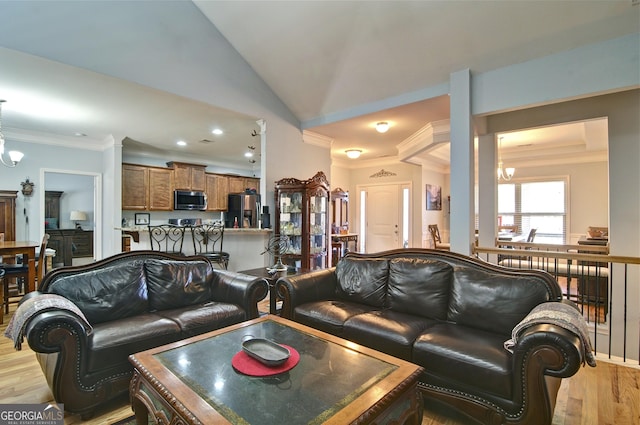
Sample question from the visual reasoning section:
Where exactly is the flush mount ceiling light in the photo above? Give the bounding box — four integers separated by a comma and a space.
0, 100, 24, 168
497, 136, 515, 181
345, 149, 362, 159
375, 122, 389, 133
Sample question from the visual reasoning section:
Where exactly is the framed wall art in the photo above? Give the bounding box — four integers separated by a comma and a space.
135, 213, 150, 225
426, 184, 442, 211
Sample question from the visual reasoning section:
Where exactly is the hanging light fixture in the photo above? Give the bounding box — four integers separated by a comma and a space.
375, 121, 389, 133
345, 149, 362, 159
497, 136, 515, 181
0, 100, 24, 168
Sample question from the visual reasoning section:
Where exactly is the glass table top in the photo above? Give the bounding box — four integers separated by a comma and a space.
154, 319, 398, 424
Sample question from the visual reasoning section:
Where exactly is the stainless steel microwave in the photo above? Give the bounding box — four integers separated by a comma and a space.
174, 190, 207, 210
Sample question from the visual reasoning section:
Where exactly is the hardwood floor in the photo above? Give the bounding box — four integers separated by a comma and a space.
1, 303, 638, 424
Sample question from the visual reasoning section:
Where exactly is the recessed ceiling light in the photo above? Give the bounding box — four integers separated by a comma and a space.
177, 140, 187, 146
74, 132, 87, 137
244, 152, 253, 158
212, 128, 223, 135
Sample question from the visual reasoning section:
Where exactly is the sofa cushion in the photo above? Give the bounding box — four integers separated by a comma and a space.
156, 302, 246, 337
343, 310, 437, 360
47, 260, 148, 324
145, 259, 213, 311
87, 313, 181, 372
413, 323, 513, 399
293, 300, 377, 337
387, 258, 452, 320
335, 257, 389, 307
447, 267, 552, 335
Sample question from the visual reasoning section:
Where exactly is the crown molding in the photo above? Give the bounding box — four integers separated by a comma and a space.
302, 130, 333, 149
397, 119, 450, 161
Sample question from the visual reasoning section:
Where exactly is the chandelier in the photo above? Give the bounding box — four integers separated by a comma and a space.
0, 100, 24, 167
497, 137, 514, 181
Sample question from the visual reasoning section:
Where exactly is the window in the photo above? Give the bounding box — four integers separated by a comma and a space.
498, 179, 567, 243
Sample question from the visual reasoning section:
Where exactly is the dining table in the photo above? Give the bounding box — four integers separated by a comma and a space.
0, 240, 39, 293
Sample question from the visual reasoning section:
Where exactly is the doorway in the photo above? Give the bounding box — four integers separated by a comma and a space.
40, 169, 102, 266
358, 182, 411, 253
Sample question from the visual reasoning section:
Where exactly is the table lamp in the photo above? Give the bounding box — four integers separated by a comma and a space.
70, 211, 88, 229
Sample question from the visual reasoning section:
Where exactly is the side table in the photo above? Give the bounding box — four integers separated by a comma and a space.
239, 267, 310, 315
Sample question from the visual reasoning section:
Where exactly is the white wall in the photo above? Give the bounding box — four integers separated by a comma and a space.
0, 140, 103, 242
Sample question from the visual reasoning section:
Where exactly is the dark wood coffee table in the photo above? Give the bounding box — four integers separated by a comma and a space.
129, 315, 423, 424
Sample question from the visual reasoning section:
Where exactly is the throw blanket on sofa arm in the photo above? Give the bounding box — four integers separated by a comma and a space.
504, 301, 597, 367
4, 293, 92, 350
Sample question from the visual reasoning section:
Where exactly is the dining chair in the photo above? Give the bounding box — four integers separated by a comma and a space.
148, 224, 186, 255
191, 223, 229, 269
428, 224, 450, 251
1, 234, 50, 314
526, 228, 537, 243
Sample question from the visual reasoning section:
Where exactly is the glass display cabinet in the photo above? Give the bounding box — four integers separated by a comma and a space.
275, 171, 330, 269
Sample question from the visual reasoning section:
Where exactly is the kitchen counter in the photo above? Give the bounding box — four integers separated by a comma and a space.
118, 226, 273, 271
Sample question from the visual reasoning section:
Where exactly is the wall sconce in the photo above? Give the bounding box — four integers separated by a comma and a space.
345, 149, 362, 159
70, 210, 88, 229
375, 122, 389, 133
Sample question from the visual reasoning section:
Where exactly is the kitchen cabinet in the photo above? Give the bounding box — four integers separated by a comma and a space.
168, 162, 206, 191
228, 176, 259, 194
148, 168, 173, 211
123, 161, 260, 212
205, 174, 229, 211
122, 164, 173, 211
275, 171, 330, 270
122, 164, 149, 210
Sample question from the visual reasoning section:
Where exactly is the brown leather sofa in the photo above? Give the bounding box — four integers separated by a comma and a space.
21, 251, 267, 418
277, 249, 589, 425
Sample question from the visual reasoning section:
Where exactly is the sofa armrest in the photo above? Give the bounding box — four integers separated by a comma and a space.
25, 309, 93, 354
512, 323, 585, 377
276, 268, 338, 319
211, 270, 268, 319
506, 323, 584, 424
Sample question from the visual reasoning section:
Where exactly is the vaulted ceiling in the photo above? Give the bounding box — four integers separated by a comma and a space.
0, 1, 637, 170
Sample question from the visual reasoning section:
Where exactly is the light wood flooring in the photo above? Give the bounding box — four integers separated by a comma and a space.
0, 303, 638, 425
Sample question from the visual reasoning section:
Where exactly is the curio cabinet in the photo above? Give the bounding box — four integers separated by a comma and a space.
274, 171, 330, 269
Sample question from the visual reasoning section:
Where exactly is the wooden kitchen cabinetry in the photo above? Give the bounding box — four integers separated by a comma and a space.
205, 174, 229, 211
168, 162, 206, 191
228, 176, 259, 194
122, 163, 173, 211
148, 168, 173, 210
122, 164, 149, 210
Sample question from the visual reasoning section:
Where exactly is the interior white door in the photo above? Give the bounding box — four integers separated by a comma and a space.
365, 184, 402, 252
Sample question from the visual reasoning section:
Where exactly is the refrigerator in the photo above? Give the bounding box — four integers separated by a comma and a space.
226, 193, 261, 228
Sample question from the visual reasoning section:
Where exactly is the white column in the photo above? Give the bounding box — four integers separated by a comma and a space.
449, 69, 474, 254
477, 133, 497, 255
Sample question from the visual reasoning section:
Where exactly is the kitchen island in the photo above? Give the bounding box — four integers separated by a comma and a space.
120, 226, 273, 272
